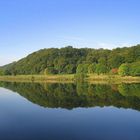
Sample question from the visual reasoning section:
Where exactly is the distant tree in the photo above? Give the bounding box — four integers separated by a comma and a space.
64, 64, 76, 74
1, 45, 140, 75
4, 69, 11, 75
118, 63, 130, 76
44, 67, 57, 75
108, 55, 124, 68
129, 61, 140, 76
95, 64, 106, 75
88, 63, 96, 74
54, 57, 66, 73
0, 69, 4, 75
95, 58, 109, 74
76, 64, 89, 74
124, 46, 140, 63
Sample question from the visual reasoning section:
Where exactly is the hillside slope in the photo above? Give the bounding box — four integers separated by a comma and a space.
1, 45, 140, 75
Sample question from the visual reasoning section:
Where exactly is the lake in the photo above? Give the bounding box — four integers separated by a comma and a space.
0, 82, 140, 140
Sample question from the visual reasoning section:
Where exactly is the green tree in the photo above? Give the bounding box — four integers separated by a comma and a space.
4, 69, 11, 75
76, 64, 89, 74
108, 55, 124, 68
1, 45, 140, 75
95, 58, 109, 74
0, 69, 4, 75
64, 64, 76, 74
129, 61, 140, 76
88, 63, 96, 74
118, 63, 130, 76
44, 67, 57, 74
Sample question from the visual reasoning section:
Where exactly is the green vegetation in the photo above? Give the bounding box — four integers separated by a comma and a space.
74, 73, 88, 82
0, 45, 140, 78
0, 74, 75, 82
118, 63, 130, 76
118, 61, 140, 76
0, 74, 140, 83
1, 82, 140, 111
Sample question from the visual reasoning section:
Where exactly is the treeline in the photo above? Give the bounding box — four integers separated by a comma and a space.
0, 45, 140, 76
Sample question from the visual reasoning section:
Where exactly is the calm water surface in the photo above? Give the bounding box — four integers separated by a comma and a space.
0, 82, 140, 140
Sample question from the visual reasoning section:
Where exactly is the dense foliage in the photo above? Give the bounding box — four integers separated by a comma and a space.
0, 44, 140, 76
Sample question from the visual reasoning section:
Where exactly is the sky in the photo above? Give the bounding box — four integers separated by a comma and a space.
0, 0, 140, 66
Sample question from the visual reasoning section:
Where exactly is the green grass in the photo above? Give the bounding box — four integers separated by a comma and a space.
0, 74, 75, 83
0, 74, 140, 83
88, 74, 140, 83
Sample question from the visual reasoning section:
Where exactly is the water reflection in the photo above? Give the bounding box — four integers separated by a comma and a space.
0, 82, 140, 111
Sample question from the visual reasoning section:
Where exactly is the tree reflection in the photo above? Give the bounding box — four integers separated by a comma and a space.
0, 82, 140, 111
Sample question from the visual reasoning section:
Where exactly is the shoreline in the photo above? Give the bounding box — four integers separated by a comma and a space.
0, 74, 140, 84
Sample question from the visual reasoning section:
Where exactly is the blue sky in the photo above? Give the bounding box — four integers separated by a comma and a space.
0, 0, 140, 65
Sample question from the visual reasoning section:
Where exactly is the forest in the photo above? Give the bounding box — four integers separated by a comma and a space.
0, 44, 140, 76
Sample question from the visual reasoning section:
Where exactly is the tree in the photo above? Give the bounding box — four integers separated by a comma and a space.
0, 69, 4, 75
118, 63, 130, 76
88, 63, 96, 74
108, 55, 124, 68
1, 45, 140, 75
95, 58, 109, 74
64, 64, 76, 74
76, 64, 89, 74
44, 67, 57, 74
129, 61, 140, 76
4, 69, 11, 75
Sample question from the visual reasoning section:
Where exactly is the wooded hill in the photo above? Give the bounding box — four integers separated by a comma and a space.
0, 45, 140, 76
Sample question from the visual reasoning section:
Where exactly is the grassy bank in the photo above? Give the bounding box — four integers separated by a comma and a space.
88, 74, 140, 84
0, 74, 140, 83
0, 74, 74, 83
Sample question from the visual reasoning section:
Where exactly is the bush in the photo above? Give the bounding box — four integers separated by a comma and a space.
129, 61, 140, 76
76, 64, 89, 74
118, 63, 130, 76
